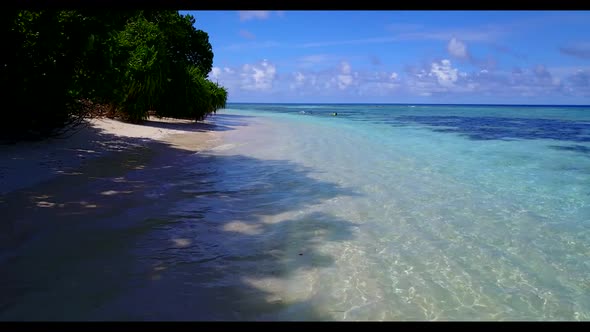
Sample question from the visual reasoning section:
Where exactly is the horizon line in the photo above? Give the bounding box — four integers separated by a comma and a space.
226, 102, 590, 107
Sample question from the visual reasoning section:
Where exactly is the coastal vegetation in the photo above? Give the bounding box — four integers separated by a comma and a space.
1, 10, 227, 141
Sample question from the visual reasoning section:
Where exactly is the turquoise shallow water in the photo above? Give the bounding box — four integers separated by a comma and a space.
1, 103, 589, 320
205, 104, 590, 320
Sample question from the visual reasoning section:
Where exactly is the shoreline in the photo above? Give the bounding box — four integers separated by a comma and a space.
0, 116, 222, 196
0, 114, 228, 258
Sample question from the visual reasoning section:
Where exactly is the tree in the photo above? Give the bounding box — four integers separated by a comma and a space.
1, 10, 227, 140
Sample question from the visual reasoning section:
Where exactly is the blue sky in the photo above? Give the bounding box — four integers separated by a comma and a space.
182, 10, 590, 104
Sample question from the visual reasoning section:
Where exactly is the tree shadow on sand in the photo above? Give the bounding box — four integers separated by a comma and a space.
0, 117, 362, 321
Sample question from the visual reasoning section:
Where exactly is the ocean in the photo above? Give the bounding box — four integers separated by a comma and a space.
1, 103, 589, 320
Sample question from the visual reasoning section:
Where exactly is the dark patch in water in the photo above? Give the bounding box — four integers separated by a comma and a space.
549, 144, 590, 156
395, 115, 590, 143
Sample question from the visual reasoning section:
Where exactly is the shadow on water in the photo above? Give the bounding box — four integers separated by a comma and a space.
395, 115, 590, 143
548, 144, 590, 157
209, 113, 258, 128
0, 117, 360, 321
141, 113, 254, 133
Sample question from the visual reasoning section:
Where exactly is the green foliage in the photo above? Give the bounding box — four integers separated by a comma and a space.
1, 10, 82, 139
1, 10, 227, 140
112, 11, 224, 123
154, 65, 227, 121
116, 15, 166, 122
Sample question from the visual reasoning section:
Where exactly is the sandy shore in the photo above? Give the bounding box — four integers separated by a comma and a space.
0, 115, 230, 254
0, 116, 222, 195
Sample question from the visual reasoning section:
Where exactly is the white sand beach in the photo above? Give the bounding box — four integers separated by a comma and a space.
0, 116, 222, 195
0, 115, 233, 269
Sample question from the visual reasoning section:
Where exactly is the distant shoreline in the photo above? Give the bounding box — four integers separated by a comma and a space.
226, 102, 590, 107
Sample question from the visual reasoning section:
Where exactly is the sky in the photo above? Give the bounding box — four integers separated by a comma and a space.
181, 10, 590, 105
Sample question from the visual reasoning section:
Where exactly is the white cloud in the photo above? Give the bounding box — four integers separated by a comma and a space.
391, 20, 532, 43
405, 60, 502, 96
209, 58, 590, 102
561, 69, 590, 96
337, 75, 353, 90
290, 72, 306, 90
396, 29, 498, 42
430, 59, 458, 88
240, 60, 277, 91
209, 67, 221, 80
294, 72, 305, 83
207, 60, 277, 93
446, 37, 497, 70
239, 11, 271, 21
447, 38, 469, 59
223, 38, 399, 52
238, 11, 284, 22
340, 62, 352, 75
357, 71, 401, 96
222, 20, 513, 55
533, 65, 553, 83
336, 61, 354, 90
385, 22, 506, 42
283, 63, 399, 96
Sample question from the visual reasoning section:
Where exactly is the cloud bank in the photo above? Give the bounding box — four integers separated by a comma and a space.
238, 11, 285, 22
209, 58, 590, 103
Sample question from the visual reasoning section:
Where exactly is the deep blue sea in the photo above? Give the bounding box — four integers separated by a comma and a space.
1, 103, 589, 320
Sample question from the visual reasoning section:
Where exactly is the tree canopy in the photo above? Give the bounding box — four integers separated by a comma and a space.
1, 10, 227, 141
